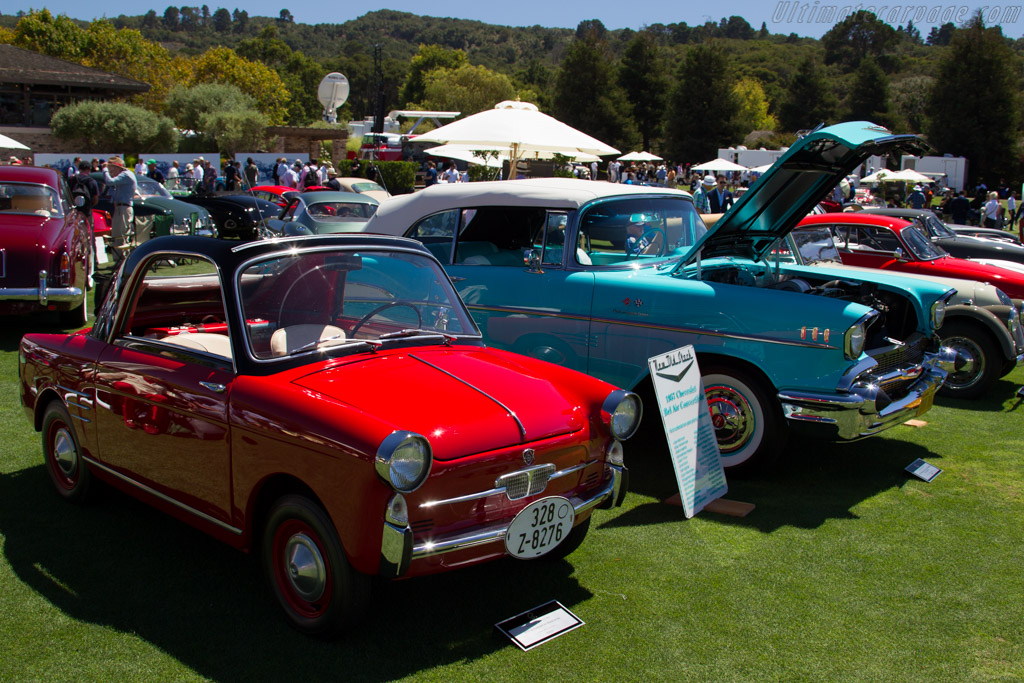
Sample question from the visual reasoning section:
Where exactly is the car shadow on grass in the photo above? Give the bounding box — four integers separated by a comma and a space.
614, 430, 938, 534
935, 374, 1024, 413
0, 465, 592, 682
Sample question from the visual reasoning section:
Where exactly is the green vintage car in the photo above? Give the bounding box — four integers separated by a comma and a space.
362, 122, 959, 474
94, 175, 216, 240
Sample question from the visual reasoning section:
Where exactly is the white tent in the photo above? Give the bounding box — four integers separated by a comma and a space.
692, 158, 748, 172
0, 133, 29, 151
619, 151, 663, 162
861, 168, 933, 185
413, 101, 619, 178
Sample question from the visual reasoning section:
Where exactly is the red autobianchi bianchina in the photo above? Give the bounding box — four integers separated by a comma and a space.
0, 165, 91, 325
20, 234, 637, 636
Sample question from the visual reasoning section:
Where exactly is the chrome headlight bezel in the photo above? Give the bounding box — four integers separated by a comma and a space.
844, 321, 868, 360
601, 390, 642, 441
931, 296, 949, 330
375, 431, 432, 493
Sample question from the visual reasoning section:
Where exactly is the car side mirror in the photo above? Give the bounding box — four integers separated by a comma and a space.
523, 248, 542, 273
893, 247, 904, 260
74, 195, 85, 208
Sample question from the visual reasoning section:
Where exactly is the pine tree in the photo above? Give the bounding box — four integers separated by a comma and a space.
846, 57, 892, 128
664, 43, 739, 162
778, 57, 837, 132
618, 31, 668, 152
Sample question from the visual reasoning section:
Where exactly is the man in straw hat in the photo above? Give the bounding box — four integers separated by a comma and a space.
102, 156, 137, 262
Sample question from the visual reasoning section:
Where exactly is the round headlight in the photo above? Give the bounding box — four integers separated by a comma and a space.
375, 431, 432, 493
602, 390, 642, 440
845, 322, 867, 359
931, 298, 947, 329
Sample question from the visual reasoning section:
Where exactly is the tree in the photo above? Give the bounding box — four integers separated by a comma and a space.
142, 10, 159, 30
553, 32, 636, 153
777, 56, 837, 132
190, 46, 291, 124
664, 43, 739, 162
927, 15, 1022, 183
199, 110, 268, 155
821, 10, 898, 71
162, 6, 179, 31
575, 19, 607, 42
212, 8, 231, 33
278, 9, 293, 24
236, 25, 328, 125
51, 100, 177, 151
891, 76, 934, 132
419, 63, 520, 115
399, 45, 468, 108
232, 9, 248, 33
846, 57, 892, 127
926, 23, 956, 46
732, 78, 778, 134
618, 30, 669, 152
719, 16, 754, 40
165, 82, 256, 131
12, 9, 86, 61
179, 7, 198, 32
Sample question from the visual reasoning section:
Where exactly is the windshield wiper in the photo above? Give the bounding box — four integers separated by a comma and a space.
289, 336, 380, 355
378, 328, 457, 345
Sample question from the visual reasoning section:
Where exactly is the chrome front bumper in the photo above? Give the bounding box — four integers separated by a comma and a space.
778, 348, 954, 441
0, 271, 82, 306
379, 463, 627, 578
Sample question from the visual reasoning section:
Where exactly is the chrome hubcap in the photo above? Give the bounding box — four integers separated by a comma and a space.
53, 427, 78, 478
946, 336, 984, 389
706, 385, 755, 454
284, 533, 326, 601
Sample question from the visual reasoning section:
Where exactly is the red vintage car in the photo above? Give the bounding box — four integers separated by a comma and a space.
0, 166, 91, 325
799, 212, 1024, 299
20, 234, 637, 636
249, 184, 300, 207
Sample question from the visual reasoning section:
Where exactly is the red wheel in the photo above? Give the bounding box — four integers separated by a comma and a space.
262, 495, 369, 636
42, 401, 93, 502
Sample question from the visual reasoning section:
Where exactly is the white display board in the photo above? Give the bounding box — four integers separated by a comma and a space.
34, 153, 122, 177
234, 152, 309, 185
648, 346, 728, 518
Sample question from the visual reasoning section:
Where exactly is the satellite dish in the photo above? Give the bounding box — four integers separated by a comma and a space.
317, 73, 350, 124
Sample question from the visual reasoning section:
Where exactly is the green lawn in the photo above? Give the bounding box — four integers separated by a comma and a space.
1, 305, 1022, 682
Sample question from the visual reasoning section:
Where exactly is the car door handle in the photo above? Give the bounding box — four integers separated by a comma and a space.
449, 276, 466, 282
199, 381, 226, 393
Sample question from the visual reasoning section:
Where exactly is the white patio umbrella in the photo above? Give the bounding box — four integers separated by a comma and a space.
0, 133, 29, 151
426, 144, 505, 168
748, 163, 775, 174
692, 158, 749, 172
618, 151, 663, 162
889, 168, 934, 184
413, 101, 619, 178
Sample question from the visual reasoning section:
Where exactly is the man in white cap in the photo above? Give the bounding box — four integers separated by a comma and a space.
692, 174, 716, 214
102, 156, 137, 262
907, 184, 927, 209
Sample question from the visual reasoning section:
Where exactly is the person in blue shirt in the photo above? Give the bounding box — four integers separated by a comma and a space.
907, 185, 927, 209
102, 156, 137, 263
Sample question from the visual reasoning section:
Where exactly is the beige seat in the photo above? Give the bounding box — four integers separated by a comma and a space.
270, 324, 346, 357
11, 195, 51, 214
162, 332, 233, 360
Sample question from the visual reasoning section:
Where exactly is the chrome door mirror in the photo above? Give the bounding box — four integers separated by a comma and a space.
523, 248, 542, 272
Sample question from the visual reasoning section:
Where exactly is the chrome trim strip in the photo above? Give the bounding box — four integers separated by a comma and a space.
419, 459, 597, 509
81, 456, 242, 536
0, 286, 82, 302
411, 470, 618, 559
69, 413, 91, 423
408, 353, 527, 441
465, 303, 839, 351
57, 385, 91, 398
66, 401, 91, 414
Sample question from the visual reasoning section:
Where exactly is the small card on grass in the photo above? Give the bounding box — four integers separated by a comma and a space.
905, 458, 942, 482
496, 600, 584, 651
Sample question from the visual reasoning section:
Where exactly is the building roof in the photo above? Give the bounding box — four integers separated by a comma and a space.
0, 44, 149, 92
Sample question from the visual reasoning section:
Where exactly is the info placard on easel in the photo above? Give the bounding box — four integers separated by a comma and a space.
648, 345, 728, 518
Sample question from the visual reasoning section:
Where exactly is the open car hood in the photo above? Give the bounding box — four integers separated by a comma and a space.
683, 121, 930, 266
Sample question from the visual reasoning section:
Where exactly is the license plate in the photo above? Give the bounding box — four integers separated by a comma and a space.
505, 496, 575, 559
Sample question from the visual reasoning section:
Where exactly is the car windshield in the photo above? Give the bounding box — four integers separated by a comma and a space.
350, 182, 384, 193
238, 247, 480, 360
305, 201, 377, 221
905, 224, 947, 259
919, 213, 957, 238
577, 196, 707, 267
0, 182, 63, 217
136, 177, 172, 199
790, 227, 842, 264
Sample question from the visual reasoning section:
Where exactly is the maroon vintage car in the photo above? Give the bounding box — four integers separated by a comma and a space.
20, 234, 637, 636
0, 166, 91, 325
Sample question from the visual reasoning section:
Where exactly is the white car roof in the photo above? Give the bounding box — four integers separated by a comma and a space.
363, 178, 693, 236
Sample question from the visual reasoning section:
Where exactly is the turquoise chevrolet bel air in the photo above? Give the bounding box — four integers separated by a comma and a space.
363, 122, 956, 474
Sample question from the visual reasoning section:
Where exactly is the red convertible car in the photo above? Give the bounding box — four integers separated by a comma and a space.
20, 234, 636, 636
799, 212, 1024, 299
0, 166, 91, 325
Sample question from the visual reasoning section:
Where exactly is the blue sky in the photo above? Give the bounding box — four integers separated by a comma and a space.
14, 1, 1024, 38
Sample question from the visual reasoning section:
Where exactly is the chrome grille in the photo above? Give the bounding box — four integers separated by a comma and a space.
497, 464, 556, 501
868, 335, 927, 376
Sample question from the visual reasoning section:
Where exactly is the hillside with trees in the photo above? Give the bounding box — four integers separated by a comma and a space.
1, 7, 1021, 180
